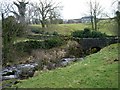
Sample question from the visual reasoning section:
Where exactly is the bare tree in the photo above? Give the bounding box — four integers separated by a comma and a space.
25, 2, 42, 24
11, 0, 29, 23
87, 0, 103, 31
49, 8, 61, 24
25, 3, 35, 24
31, 0, 62, 28
110, 0, 120, 36
0, 1, 11, 17
116, 1, 120, 36
89, 1, 94, 30
118, 1, 120, 12
0, 1, 12, 29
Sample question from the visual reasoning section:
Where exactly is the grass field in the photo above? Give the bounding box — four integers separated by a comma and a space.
29, 20, 117, 36
29, 23, 90, 35
13, 43, 119, 88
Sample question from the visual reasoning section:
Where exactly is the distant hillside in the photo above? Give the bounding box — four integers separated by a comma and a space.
30, 20, 117, 36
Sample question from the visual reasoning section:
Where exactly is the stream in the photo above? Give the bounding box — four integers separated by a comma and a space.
2, 63, 38, 80
1, 57, 84, 88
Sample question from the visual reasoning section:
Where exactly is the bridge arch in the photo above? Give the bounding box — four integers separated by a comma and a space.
90, 46, 101, 53
85, 46, 101, 55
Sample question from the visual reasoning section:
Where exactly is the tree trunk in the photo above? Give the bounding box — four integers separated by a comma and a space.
94, 15, 97, 31
2, 13, 4, 30
41, 21, 45, 28
91, 16, 94, 30
117, 11, 120, 37
90, 1, 94, 30
41, 17, 46, 28
118, 21, 120, 37
20, 16, 25, 24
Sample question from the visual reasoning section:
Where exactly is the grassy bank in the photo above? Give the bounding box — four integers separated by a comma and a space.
13, 43, 119, 88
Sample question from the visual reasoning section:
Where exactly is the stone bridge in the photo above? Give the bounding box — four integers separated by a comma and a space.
27, 34, 119, 52
72, 36, 119, 52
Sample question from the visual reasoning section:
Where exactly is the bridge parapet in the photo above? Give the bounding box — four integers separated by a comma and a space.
73, 37, 119, 51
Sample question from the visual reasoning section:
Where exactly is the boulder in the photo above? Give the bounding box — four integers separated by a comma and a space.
33, 71, 39, 77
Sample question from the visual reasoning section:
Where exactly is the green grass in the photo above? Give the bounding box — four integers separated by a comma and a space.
97, 19, 117, 36
29, 20, 117, 36
29, 23, 91, 35
15, 20, 116, 43
13, 37, 44, 44
2, 79, 18, 88
13, 43, 119, 88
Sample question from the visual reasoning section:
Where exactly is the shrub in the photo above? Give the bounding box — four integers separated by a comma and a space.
44, 37, 64, 49
14, 40, 45, 53
31, 29, 45, 34
91, 31, 107, 38
31, 29, 40, 34
2, 16, 27, 65
72, 28, 107, 38
14, 37, 64, 53
44, 31, 50, 35
53, 31, 59, 36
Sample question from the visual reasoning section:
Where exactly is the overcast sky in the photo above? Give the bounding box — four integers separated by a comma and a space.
61, 0, 117, 19
0, 0, 118, 19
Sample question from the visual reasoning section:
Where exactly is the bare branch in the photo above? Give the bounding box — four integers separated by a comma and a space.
31, 0, 62, 28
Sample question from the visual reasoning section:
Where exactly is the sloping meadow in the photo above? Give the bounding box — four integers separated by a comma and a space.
12, 43, 119, 88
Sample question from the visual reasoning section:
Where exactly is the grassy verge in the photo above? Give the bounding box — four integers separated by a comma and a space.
13, 43, 119, 88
